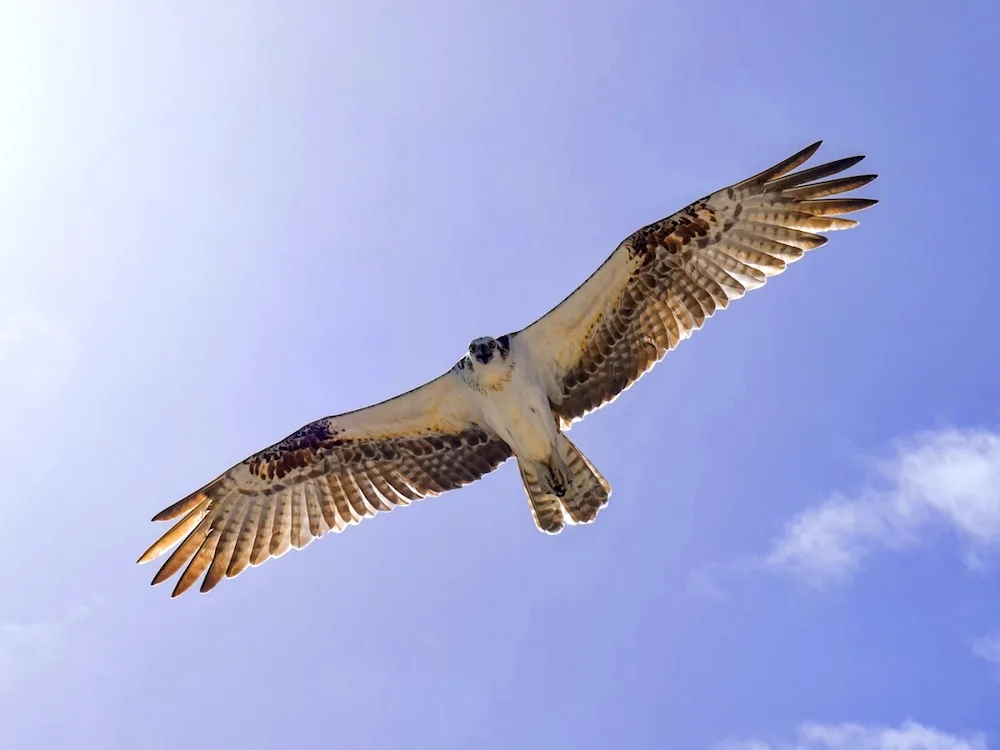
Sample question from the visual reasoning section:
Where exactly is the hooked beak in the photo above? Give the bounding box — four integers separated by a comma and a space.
475, 343, 492, 364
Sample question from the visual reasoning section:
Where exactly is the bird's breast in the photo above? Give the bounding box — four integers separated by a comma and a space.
479, 367, 556, 461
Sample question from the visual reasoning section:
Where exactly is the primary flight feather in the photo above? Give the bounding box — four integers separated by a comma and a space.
138, 141, 878, 597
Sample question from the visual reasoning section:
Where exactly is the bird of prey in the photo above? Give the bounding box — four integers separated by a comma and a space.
138, 141, 877, 597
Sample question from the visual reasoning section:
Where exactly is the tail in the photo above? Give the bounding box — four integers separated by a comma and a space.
517, 434, 611, 534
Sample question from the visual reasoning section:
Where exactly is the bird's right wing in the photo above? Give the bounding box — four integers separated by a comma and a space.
137, 367, 512, 597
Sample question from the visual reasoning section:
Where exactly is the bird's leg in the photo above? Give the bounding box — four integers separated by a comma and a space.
543, 456, 569, 498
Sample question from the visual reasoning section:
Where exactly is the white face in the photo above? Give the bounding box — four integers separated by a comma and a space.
469, 336, 498, 365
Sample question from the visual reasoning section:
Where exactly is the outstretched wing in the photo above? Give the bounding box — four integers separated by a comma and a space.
137, 369, 511, 597
517, 141, 878, 426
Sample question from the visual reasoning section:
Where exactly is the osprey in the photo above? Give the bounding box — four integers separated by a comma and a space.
138, 141, 878, 597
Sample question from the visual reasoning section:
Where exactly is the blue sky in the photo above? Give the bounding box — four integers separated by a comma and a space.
2, 1, 999, 748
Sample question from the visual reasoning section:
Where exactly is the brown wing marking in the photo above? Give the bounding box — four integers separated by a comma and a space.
548, 142, 877, 423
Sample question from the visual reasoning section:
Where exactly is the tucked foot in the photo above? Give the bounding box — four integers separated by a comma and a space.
545, 467, 567, 498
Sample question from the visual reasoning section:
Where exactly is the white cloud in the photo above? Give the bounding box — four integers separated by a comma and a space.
971, 632, 1000, 680
0, 305, 75, 409
719, 720, 987, 750
763, 429, 1000, 586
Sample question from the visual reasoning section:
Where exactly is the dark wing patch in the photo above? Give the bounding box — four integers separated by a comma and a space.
549, 142, 877, 423
138, 421, 512, 597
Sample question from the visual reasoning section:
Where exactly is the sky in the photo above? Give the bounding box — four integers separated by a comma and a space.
2, 1, 999, 748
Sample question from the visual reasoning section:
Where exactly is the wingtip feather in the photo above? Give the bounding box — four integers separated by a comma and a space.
746, 140, 824, 185
763, 155, 873, 196
780, 174, 878, 200
138, 498, 211, 565
151, 491, 206, 522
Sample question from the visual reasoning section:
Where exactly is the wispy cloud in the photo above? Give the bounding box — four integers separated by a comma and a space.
764, 429, 1000, 585
687, 428, 1000, 595
0, 603, 95, 692
718, 719, 987, 750
971, 632, 1000, 680
685, 564, 727, 601
0, 305, 75, 409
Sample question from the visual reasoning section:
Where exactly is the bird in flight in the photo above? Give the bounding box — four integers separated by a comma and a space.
138, 141, 877, 597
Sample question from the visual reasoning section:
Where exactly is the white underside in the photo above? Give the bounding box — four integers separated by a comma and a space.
474, 354, 558, 463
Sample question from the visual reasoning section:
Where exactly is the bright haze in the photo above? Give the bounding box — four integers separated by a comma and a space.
2, 2, 998, 749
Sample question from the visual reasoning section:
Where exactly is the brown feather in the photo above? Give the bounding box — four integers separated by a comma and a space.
524, 142, 878, 424
137, 497, 209, 565
140, 416, 512, 596
151, 489, 209, 523
226, 498, 264, 578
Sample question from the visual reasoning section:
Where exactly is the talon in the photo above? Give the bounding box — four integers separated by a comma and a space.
546, 469, 566, 497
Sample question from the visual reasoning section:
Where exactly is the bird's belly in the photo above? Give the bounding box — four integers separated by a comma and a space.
481, 379, 556, 461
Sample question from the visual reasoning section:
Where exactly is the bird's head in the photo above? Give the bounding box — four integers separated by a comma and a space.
468, 336, 498, 365
467, 335, 511, 367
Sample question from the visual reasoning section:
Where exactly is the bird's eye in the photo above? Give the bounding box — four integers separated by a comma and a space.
489, 340, 496, 349
469, 343, 476, 353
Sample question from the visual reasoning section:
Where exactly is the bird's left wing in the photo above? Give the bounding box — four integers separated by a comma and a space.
516, 141, 878, 426
137, 368, 511, 597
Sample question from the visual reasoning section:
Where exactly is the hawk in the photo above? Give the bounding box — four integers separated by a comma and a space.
138, 141, 877, 597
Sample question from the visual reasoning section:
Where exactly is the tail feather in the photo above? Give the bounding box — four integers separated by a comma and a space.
518, 434, 611, 534
518, 460, 566, 534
